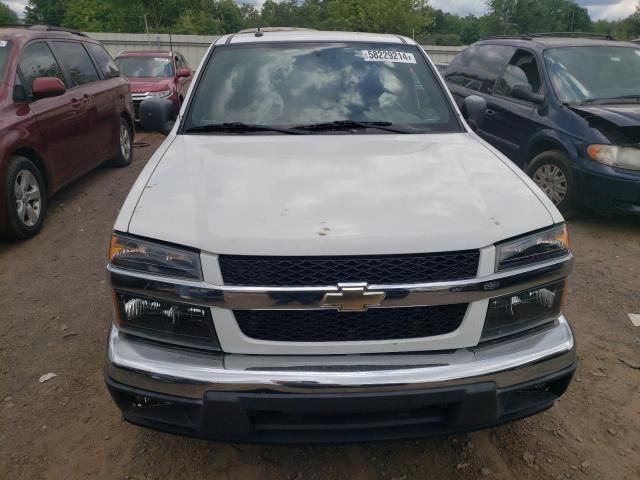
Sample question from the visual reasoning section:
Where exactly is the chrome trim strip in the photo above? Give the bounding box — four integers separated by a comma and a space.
106, 315, 576, 398
107, 255, 573, 310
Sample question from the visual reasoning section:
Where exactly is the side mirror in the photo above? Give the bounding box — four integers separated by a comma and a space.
140, 98, 176, 135
511, 83, 545, 105
32, 77, 66, 100
462, 95, 487, 132
176, 68, 191, 78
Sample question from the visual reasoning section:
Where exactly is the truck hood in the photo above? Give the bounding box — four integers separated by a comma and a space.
126, 133, 555, 255
570, 104, 640, 128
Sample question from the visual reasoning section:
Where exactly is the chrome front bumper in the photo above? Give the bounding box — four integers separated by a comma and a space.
106, 315, 576, 399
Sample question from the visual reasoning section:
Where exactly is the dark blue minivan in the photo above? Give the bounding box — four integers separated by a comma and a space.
444, 34, 640, 216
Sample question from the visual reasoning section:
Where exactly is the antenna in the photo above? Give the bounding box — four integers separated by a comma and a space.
169, 30, 174, 55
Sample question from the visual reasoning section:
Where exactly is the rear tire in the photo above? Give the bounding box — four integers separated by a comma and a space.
110, 117, 133, 168
3, 156, 47, 240
527, 150, 575, 214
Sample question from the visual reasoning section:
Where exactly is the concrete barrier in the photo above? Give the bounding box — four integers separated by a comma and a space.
87, 32, 463, 68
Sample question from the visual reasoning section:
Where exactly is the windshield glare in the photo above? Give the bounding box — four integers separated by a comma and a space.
545, 46, 640, 104
184, 43, 459, 133
115, 56, 173, 78
0, 40, 10, 80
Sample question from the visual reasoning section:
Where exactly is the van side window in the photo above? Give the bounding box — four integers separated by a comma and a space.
13, 73, 28, 102
445, 44, 514, 95
495, 49, 543, 99
86, 43, 120, 79
19, 42, 66, 97
180, 54, 189, 70
52, 41, 100, 86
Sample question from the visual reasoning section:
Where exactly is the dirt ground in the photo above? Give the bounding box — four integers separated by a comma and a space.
1, 132, 639, 480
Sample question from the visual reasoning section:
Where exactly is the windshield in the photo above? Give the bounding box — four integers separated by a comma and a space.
115, 56, 174, 78
545, 46, 640, 104
183, 42, 460, 133
0, 40, 11, 80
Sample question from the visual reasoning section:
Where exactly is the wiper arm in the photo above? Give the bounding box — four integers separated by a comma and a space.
581, 94, 640, 105
184, 122, 309, 135
294, 120, 420, 134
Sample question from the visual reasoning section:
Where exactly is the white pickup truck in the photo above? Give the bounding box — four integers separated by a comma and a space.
105, 30, 575, 443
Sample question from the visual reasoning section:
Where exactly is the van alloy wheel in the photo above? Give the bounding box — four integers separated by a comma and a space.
14, 170, 42, 227
532, 164, 567, 206
120, 124, 131, 160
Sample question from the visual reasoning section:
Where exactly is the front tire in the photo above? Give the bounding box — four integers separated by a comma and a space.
110, 117, 133, 168
3, 156, 47, 239
527, 150, 575, 214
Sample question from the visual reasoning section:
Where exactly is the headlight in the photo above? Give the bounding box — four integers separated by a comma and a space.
113, 292, 220, 351
587, 144, 640, 171
481, 279, 566, 342
496, 225, 570, 271
147, 89, 172, 98
109, 233, 202, 279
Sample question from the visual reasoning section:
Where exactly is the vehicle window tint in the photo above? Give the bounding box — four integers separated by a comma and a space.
13, 73, 28, 102
185, 43, 461, 133
52, 41, 99, 86
445, 44, 514, 94
495, 49, 542, 99
0, 40, 11, 79
115, 56, 174, 77
86, 43, 120, 79
545, 46, 640, 105
19, 41, 66, 96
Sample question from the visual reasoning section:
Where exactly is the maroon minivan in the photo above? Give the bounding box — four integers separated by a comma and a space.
0, 26, 135, 239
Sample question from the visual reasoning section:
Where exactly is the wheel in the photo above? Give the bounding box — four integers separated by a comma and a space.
3, 156, 47, 239
110, 117, 133, 168
527, 150, 575, 214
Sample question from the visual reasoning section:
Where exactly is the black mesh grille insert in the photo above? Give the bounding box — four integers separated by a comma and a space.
219, 252, 480, 286
234, 305, 468, 342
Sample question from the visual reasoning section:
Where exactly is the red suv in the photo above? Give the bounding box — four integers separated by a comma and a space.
0, 26, 134, 239
114, 50, 192, 121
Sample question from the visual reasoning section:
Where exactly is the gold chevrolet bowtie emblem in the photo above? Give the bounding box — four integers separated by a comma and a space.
321, 284, 386, 312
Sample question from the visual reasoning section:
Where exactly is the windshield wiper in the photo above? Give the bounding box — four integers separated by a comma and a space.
294, 120, 421, 134
582, 95, 640, 105
184, 122, 309, 135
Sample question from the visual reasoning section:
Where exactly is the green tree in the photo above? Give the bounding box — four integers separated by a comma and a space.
486, 0, 591, 35
173, 9, 222, 34
261, 0, 302, 28
212, 0, 245, 33
63, 0, 145, 32
239, 3, 261, 29
325, 0, 433, 37
0, 1, 18, 25
25, 0, 67, 26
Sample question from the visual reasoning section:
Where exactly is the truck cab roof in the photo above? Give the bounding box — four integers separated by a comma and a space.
215, 30, 415, 46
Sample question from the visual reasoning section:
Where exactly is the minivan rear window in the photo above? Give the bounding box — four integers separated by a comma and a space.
184, 42, 461, 134
445, 44, 514, 95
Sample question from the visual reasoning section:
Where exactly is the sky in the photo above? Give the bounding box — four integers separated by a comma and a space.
429, 0, 638, 19
5, 0, 639, 21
